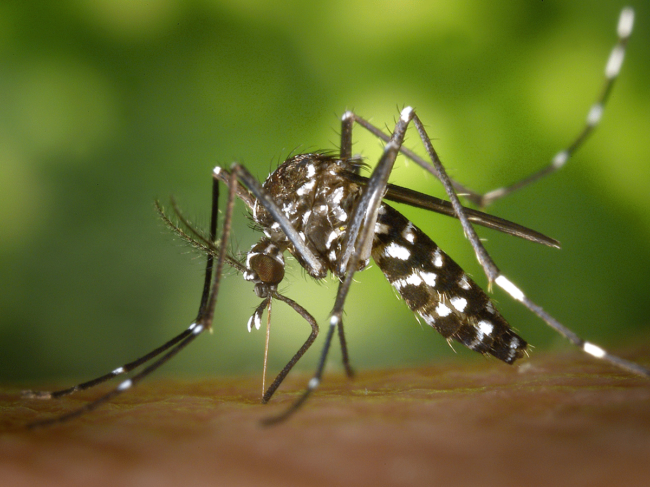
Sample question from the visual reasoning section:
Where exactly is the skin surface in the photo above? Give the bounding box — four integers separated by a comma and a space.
2, 347, 650, 487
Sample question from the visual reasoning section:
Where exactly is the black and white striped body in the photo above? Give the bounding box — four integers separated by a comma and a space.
373, 203, 526, 362
246, 153, 526, 363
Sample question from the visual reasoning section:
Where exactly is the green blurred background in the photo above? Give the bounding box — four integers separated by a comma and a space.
1, 0, 649, 386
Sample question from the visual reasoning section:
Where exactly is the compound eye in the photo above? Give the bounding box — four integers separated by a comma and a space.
249, 254, 284, 285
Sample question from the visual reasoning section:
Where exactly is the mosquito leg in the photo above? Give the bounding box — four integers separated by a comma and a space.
211, 165, 255, 211
22, 178, 225, 403
199, 167, 239, 329
27, 326, 203, 429
261, 293, 319, 403
261, 317, 335, 425
473, 7, 635, 208
328, 110, 363, 377
348, 112, 475, 197
337, 317, 354, 378
340, 110, 354, 160
25, 164, 237, 427
411, 114, 501, 284
410, 110, 650, 379
196, 177, 220, 319
519, 295, 650, 377
347, 9, 635, 210
22, 328, 196, 400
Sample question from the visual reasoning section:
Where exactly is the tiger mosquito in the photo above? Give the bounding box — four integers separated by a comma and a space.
24, 7, 647, 428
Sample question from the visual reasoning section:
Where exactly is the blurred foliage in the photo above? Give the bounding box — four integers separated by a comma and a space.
1, 0, 649, 384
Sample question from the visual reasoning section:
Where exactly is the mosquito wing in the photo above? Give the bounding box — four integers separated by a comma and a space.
343, 171, 559, 248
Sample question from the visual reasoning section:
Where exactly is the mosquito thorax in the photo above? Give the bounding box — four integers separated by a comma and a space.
253, 153, 368, 280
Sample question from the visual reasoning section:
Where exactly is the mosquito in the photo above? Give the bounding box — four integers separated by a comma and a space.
24, 7, 647, 428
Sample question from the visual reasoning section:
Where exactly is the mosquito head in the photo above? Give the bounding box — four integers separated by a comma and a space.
244, 239, 286, 292
250, 253, 284, 285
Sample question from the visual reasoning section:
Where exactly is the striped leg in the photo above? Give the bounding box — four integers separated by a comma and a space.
345, 8, 636, 209
22, 175, 231, 428
24, 158, 286, 428
409, 107, 650, 379
471, 7, 635, 208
